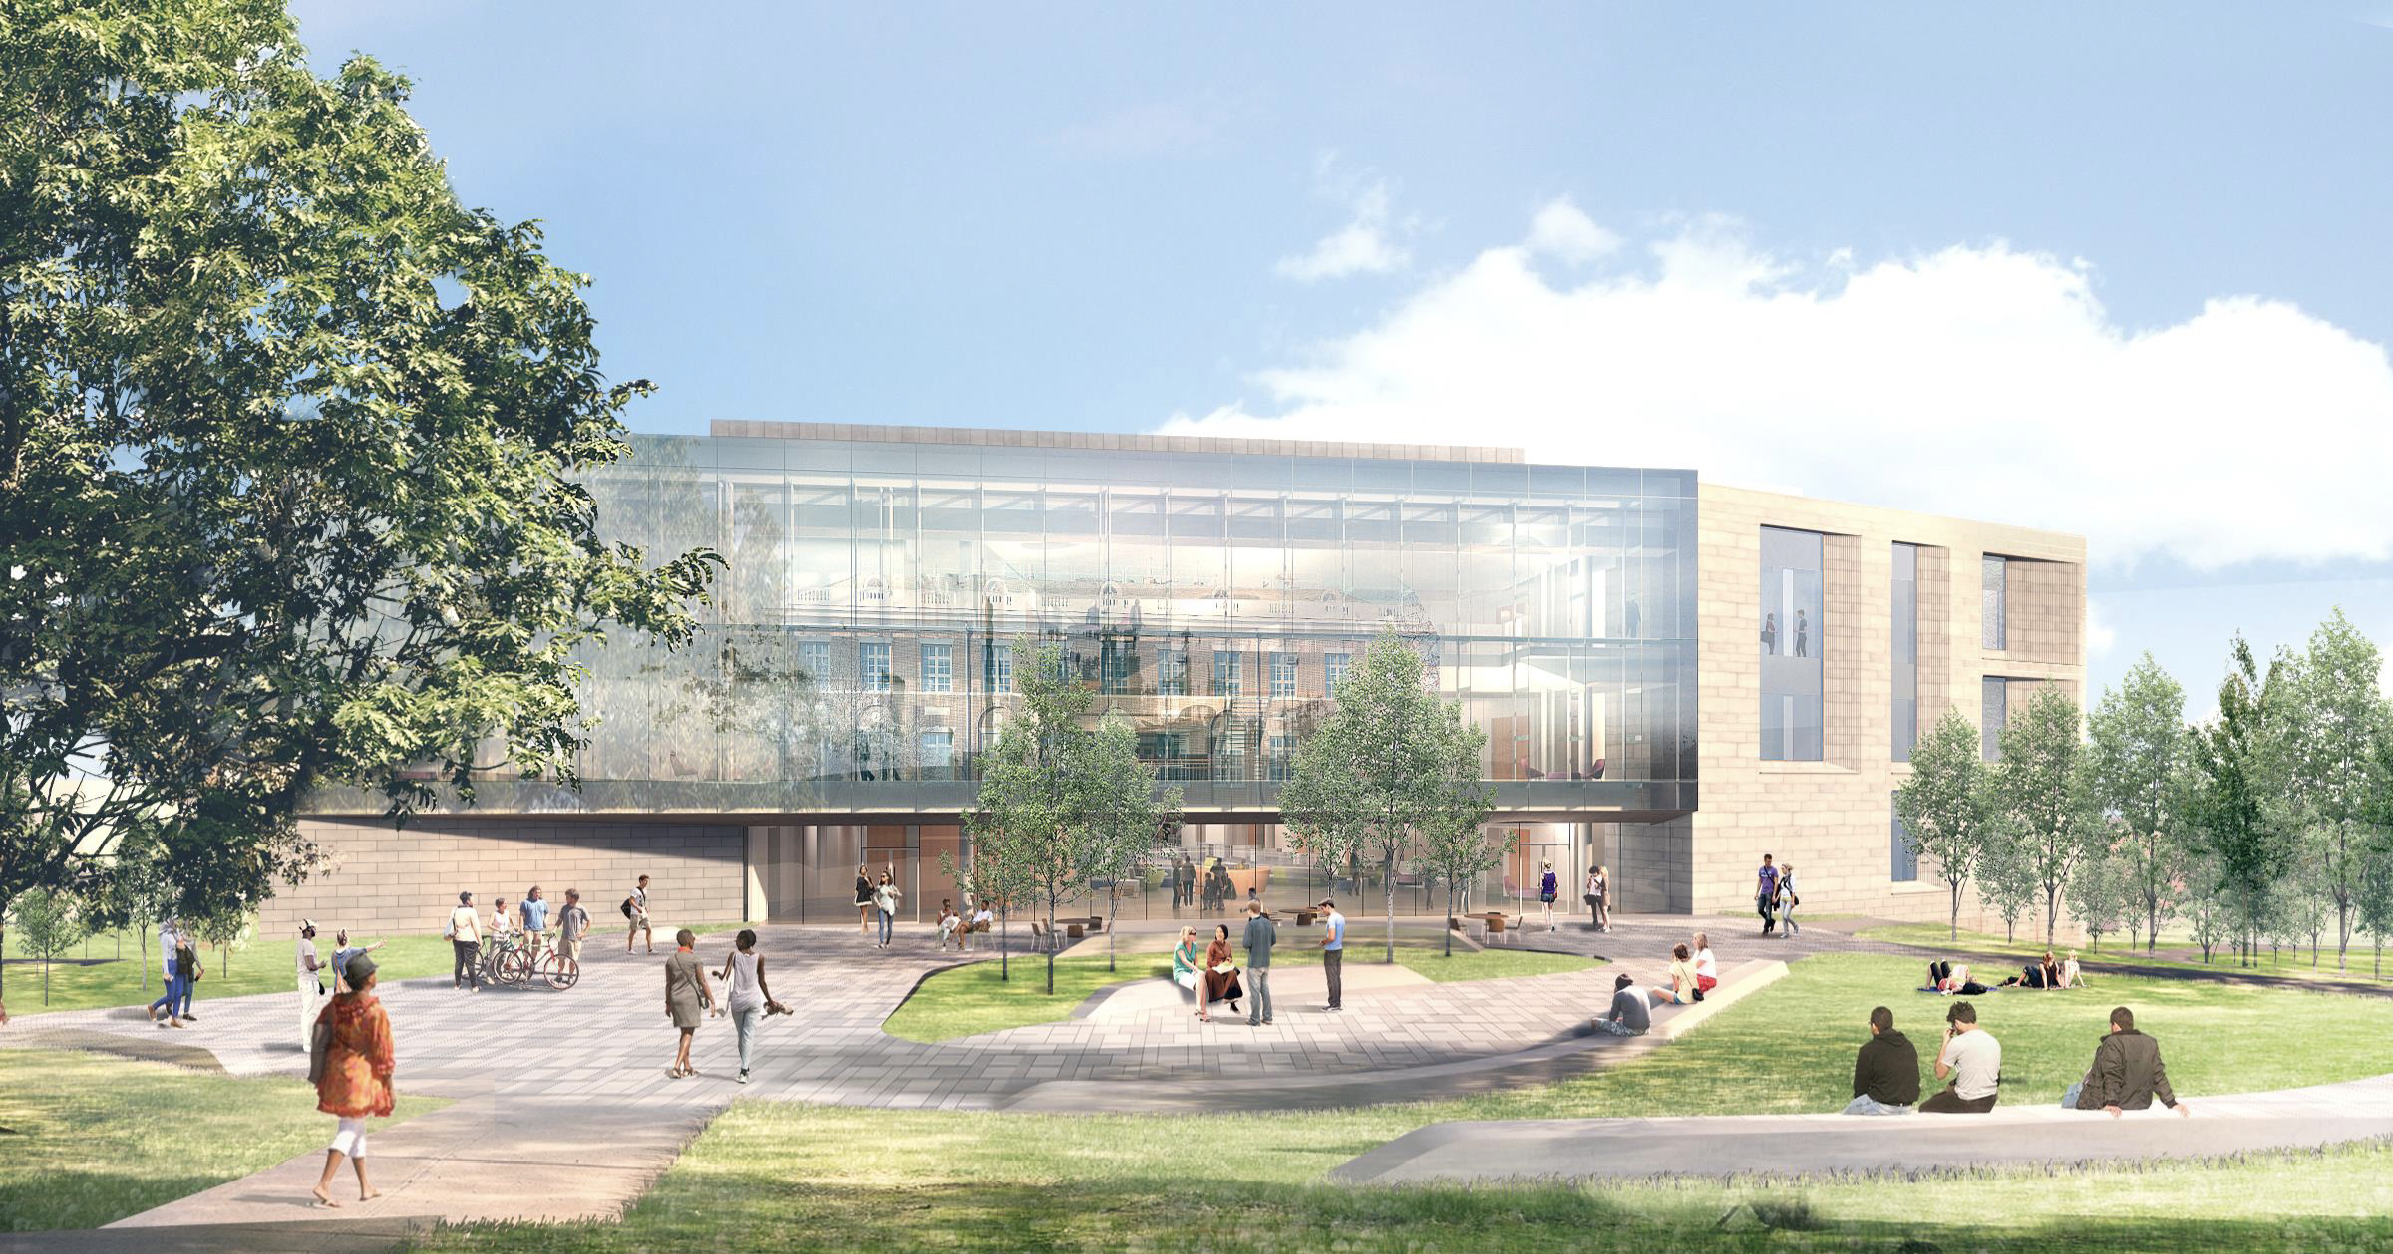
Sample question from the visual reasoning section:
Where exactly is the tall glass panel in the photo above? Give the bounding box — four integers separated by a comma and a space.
1982, 554, 2007, 650
1982, 676, 2008, 761
1892, 542, 1918, 762
1759, 526, 1824, 761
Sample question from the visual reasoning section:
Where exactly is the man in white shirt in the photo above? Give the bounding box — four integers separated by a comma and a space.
1318, 899, 1346, 1012
295, 920, 326, 1050
447, 890, 483, 991
1921, 1000, 2002, 1113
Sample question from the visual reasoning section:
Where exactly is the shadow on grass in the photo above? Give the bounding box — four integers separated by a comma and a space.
1, 1171, 251, 1233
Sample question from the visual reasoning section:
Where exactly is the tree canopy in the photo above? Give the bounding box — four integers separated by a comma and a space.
1, 0, 718, 917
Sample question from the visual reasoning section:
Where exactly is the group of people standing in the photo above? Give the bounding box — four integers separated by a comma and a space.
441, 880, 609, 991
1163, 854, 1240, 915
1754, 854, 1801, 937
855, 864, 904, 947
1170, 898, 1348, 1024
145, 916, 204, 1029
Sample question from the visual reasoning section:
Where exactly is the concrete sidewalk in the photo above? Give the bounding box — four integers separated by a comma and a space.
1329, 1073, 2393, 1184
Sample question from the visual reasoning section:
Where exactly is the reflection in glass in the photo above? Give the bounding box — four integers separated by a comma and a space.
1759, 527, 1825, 761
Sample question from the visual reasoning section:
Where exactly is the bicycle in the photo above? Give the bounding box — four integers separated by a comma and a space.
537, 932, 579, 990
481, 931, 533, 986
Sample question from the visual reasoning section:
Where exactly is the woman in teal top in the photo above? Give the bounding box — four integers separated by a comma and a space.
1171, 926, 1203, 1012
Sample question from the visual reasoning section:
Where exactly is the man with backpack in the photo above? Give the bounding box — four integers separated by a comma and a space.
624, 874, 653, 954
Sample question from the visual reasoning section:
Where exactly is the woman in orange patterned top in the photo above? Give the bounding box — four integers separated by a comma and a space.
310, 952, 395, 1208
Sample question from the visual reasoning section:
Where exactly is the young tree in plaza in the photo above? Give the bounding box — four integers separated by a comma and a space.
2179, 848, 2234, 964
943, 809, 1036, 984
1975, 820, 2038, 945
7, 886, 84, 1005
1282, 631, 1490, 964
2064, 832, 2128, 952
2262, 611, 2388, 973
1081, 717, 1184, 974
2084, 654, 2194, 953
81, 830, 177, 994
1894, 709, 1995, 941
1992, 686, 2099, 946
1409, 742, 1503, 959
0, 0, 719, 922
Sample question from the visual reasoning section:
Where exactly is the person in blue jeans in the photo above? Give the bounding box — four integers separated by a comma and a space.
1241, 901, 1276, 1025
148, 947, 186, 1028
873, 874, 901, 948
1756, 854, 1781, 937
1318, 899, 1345, 1012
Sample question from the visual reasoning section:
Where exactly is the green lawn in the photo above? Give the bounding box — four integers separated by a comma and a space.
1857, 921, 2393, 990
1, 922, 753, 1016
405, 956, 2393, 1253
0, 1048, 445, 1231
881, 941, 1600, 1043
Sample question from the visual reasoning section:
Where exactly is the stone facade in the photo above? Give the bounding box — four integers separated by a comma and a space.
1693, 484, 2084, 925
258, 818, 747, 937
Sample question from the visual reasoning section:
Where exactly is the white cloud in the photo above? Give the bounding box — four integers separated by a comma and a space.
1176, 216, 2393, 570
2087, 598, 2119, 656
1275, 161, 1411, 282
1524, 198, 1621, 265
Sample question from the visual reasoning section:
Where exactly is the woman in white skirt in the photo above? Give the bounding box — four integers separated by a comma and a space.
295, 920, 328, 1052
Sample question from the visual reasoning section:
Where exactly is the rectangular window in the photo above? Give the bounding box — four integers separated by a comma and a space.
799, 641, 830, 685
1982, 554, 2007, 650
919, 730, 954, 781
1213, 731, 1246, 781
861, 642, 892, 693
1759, 526, 1825, 761
1101, 639, 1137, 695
1270, 653, 1298, 699
1267, 733, 1293, 781
1211, 651, 1243, 698
984, 642, 1013, 693
920, 643, 953, 693
1982, 676, 2009, 761
1157, 649, 1188, 697
1892, 542, 1918, 762
1325, 652, 1351, 695
1891, 793, 1919, 882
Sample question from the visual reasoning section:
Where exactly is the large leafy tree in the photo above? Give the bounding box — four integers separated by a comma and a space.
1, 1, 717, 919
1894, 708, 1994, 941
1282, 630, 1490, 964
1992, 685, 2098, 945
2186, 637, 2289, 967
2083, 654, 2192, 953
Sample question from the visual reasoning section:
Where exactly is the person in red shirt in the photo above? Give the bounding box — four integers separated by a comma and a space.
310, 954, 396, 1208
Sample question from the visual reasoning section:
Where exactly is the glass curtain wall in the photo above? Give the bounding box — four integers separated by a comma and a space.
1891, 542, 1918, 762
1759, 526, 1824, 761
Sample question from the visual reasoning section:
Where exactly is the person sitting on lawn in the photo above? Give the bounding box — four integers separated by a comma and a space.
1920, 1001, 2001, 1114
2059, 950, 2089, 989
1926, 960, 1983, 994
2000, 951, 2063, 989
1844, 1005, 1921, 1115
2064, 1006, 2191, 1117
1594, 972, 1652, 1036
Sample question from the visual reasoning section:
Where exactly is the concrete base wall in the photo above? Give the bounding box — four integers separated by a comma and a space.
260, 818, 747, 937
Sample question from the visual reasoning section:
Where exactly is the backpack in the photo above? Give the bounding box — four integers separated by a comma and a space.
621, 896, 637, 919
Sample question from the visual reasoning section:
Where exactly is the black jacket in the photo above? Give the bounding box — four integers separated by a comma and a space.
2073, 1029, 2179, 1110
1853, 1029, 1922, 1106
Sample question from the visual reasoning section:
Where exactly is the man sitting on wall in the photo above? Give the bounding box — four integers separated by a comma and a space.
1843, 1006, 1921, 1115
1920, 1001, 2002, 1114
2064, 1006, 2192, 1117
1593, 972, 1651, 1037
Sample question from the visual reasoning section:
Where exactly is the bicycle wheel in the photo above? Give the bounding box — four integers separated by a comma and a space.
544, 953, 580, 991
499, 945, 533, 985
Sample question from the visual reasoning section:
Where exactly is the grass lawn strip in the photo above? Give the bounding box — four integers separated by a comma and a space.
405, 953, 2393, 1252
1856, 921, 2393, 991
1, 921, 750, 1017
0, 1047, 446, 1232
881, 942, 1599, 1043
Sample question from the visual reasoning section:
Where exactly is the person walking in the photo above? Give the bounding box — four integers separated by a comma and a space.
1921, 1001, 2002, 1114
295, 920, 328, 1052
148, 915, 184, 1026
625, 875, 654, 955
149, 921, 195, 1029
172, 930, 202, 1022
663, 928, 714, 1078
1538, 861, 1559, 931
1584, 865, 1610, 932
310, 953, 394, 1209
1241, 901, 1277, 1026
1200, 923, 1242, 1022
447, 891, 482, 991
1777, 863, 1801, 936
1755, 854, 1780, 937
1843, 1006, 1921, 1115
2064, 1006, 2191, 1117
718, 929, 776, 1085
1318, 898, 1345, 1012
873, 873, 902, 948
854, 864, 875, 935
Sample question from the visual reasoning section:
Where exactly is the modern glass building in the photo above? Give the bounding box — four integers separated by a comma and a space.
284, 421, 2081, 937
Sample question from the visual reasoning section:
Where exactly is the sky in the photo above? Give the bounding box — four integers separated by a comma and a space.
289, 1, 2393, 715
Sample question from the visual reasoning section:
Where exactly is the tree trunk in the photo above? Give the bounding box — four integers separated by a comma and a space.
1443, 884, 1456, 958
999, 909, 1010, 982
1382, 847, 1397, 965
1045, 899, 1058, 994
141, 928, 151, 992
1106, 885, 1120, 973
2046, 886, 2060, 947
1949, 882, 1961, 942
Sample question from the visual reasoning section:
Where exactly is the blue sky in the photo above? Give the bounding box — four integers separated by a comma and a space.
291, 1, 2393, 713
